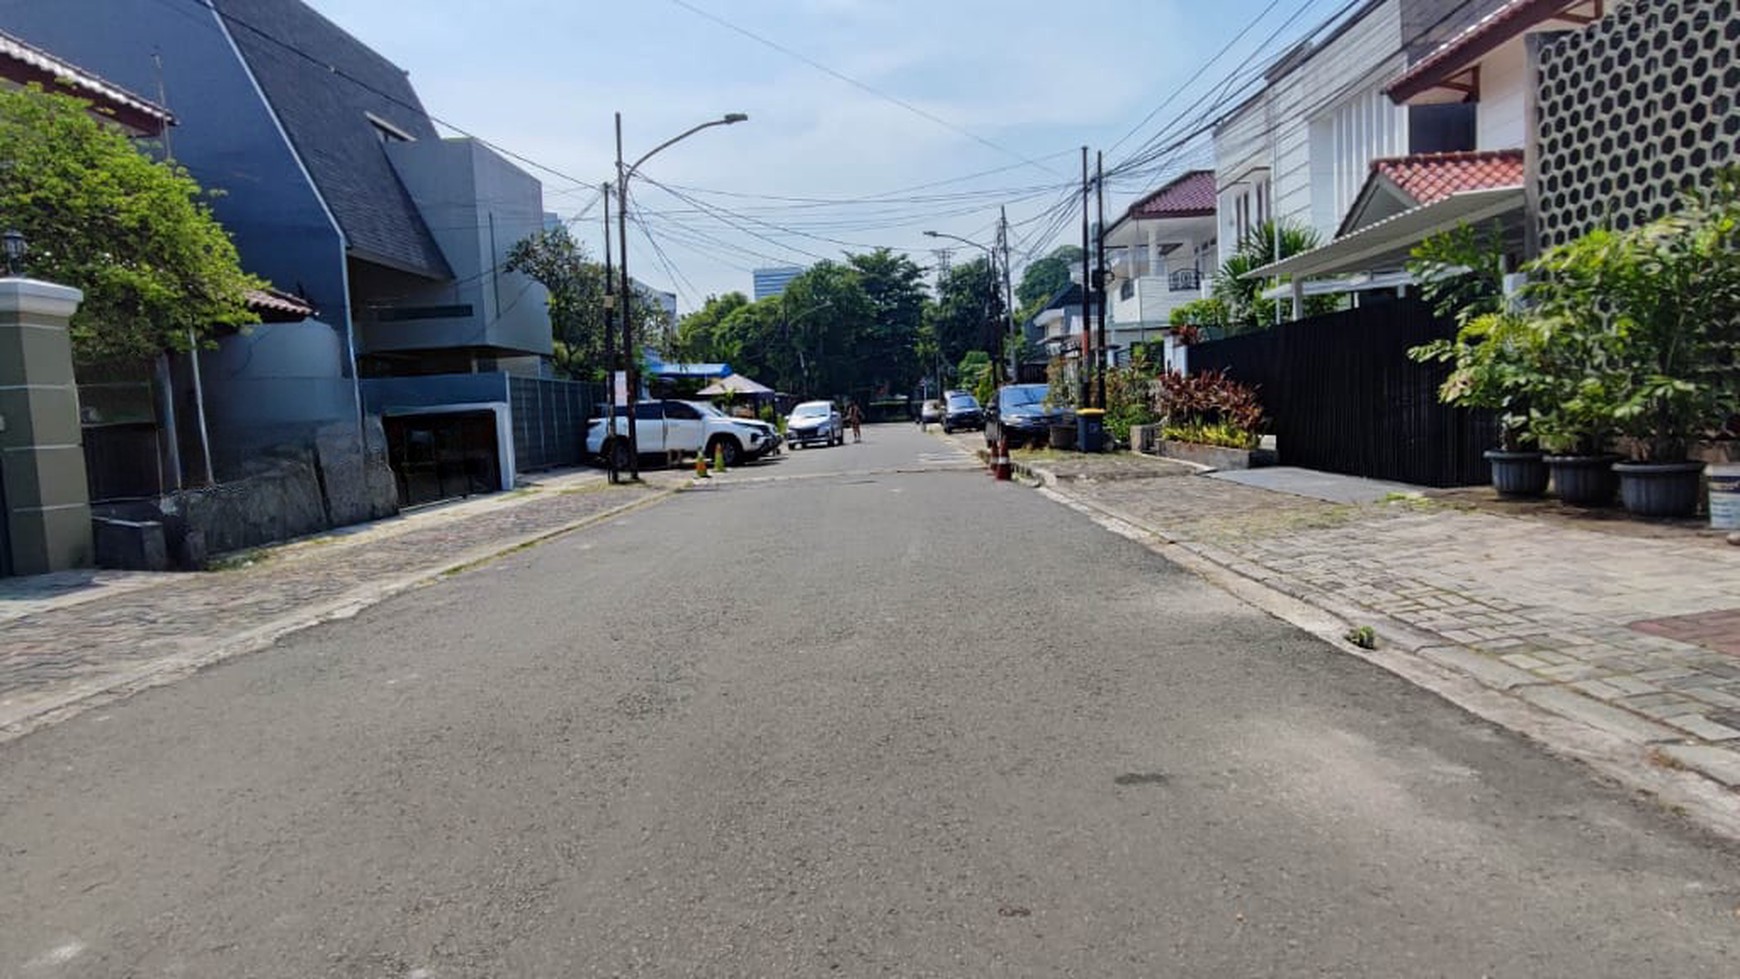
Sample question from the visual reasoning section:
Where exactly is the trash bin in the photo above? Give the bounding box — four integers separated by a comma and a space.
1076, 408, 1105, 453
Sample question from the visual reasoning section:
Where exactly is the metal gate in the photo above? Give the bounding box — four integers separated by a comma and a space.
508, 376, 597, 472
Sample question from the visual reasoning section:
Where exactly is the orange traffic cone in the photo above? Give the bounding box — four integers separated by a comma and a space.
695, 453, 710, 479
994, 438, 1012, 481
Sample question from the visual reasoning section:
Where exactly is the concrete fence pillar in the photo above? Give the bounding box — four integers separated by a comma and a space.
0, 278, 91, 575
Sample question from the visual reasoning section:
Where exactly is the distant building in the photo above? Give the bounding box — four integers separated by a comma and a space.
752, 266, 804, 300
632, 278, 678, 342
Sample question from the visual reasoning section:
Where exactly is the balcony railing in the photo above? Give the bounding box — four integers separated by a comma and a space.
1168, 268, 1202, 292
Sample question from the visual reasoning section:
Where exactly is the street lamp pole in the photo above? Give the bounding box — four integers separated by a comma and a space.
615, 110, 748, 481
923, 229, 1005, 385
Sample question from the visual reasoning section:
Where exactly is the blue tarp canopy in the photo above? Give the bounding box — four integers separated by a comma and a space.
644, 352, 731, 379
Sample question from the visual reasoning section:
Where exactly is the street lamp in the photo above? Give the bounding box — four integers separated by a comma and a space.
3, 229, 26, 277
615, 111, 748, 480
924, 230, 1015, 385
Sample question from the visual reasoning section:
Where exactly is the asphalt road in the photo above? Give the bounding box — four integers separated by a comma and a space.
3, 424, 1739, 977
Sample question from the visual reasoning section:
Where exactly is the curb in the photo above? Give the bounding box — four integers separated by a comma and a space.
0, 487, 675, 745
1024, 463, 1740, 840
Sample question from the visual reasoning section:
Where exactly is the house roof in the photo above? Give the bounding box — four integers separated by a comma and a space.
1250, 186, 1526, 280
245, 286, 316, 320
213, 0, 451, 280
0, 28, 174, 134
1372, 149, 1526, 206
1387, 0, 1601, 104
1338, 149, 1525, 236
1127, 170, 1217, 219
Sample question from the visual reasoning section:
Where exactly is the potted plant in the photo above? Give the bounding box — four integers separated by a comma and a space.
1410, 311, 1547, 496
1602, 182, 1740, 517
1525, 176, 1740, 515
1409, 223, 1551, 497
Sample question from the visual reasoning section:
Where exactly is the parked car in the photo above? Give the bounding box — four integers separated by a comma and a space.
917, 399, 944, 427
587, 399, 776, 469
786, 400, 843, 448
984, 383, 1066, 449
941, 391, 984, 433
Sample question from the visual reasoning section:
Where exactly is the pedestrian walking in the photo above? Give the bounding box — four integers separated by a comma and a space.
846, 401, 863, 443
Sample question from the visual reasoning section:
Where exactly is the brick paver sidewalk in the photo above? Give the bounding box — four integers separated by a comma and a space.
0, 472, 668, 740
964, 435, 1740, 796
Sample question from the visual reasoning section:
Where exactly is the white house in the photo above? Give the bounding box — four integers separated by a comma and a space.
1100, 169, 1217, 358
1249, 0, 1603, 300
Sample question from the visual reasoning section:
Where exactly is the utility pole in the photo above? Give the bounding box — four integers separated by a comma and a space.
1079, 146, 1091, 409
601, 181, 620, 484
998, 205, 1016, 383
1095, 150, 1108, 410
614, 113, 641, 480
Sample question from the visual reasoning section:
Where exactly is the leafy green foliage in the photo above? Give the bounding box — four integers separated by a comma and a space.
0, 84, 265, 363
1407, 222, 1508, 327
1169, 297, 1227, 329
1103, 363, 1157, 442
504, 226, 661, 381
1211, 220, 1337, 332
1015, 244, 1083, 323
931, 256, 1003, 374
1160, 421, 1258, 450
1408, 312, 1543, 450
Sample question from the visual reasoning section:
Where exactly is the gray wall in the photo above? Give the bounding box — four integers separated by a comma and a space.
360, 372, 512, 413
358, 138, 551, 358
0, 0, 361, 431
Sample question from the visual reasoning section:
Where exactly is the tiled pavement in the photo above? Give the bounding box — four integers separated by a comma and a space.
0, 470, 668, 739
969, 435, 1740, 797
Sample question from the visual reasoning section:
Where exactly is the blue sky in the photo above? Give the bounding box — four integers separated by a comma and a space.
306, 0, 1344, 310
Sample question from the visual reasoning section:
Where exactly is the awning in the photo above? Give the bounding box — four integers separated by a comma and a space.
1258, 269, 1418, 300
1245, 186, 1525, 280
695, 373, 773, 396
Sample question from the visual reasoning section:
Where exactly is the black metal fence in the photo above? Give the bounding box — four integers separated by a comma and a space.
1187, 298, 1496, 487
508, 376, 599, 472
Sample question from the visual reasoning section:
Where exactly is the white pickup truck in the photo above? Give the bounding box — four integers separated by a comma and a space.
587, 399, 778, 469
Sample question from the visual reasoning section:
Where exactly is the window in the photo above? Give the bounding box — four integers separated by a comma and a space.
662, 401, 701, 420
632, 403, 663, 421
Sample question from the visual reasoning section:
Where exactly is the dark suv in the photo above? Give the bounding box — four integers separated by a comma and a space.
941, 391, 984, 433
985, 383, 1066, 449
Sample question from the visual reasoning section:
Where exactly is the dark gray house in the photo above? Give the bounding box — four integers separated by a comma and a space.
0, 0, 568, 539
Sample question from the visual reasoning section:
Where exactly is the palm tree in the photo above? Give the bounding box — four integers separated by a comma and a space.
1212, 220, 1331, 333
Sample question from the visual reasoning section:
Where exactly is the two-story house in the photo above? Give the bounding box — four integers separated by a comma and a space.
1100, 170, 1217, 363
1228, 0, 1601, 307
0, 0, 562, 524
1211, 0, 1525, 305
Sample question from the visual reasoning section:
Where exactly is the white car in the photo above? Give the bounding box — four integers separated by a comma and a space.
588, 399, 777, 469
785, 400, 843, 448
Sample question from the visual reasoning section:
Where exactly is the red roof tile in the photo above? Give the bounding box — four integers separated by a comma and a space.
1129, 170, 1217, 219
1372, 149, 1525, 206
245, 287, 315, 319
0, 29, 175, 132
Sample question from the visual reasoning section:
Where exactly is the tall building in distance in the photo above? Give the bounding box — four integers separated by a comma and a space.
752, 266, 804, 300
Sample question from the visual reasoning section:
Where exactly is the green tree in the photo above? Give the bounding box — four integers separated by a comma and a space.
1016, 245, 1084, 322
672, 291, 752, 364
0, 84, 264, 363
781, 260, 875, 397
504, 225, 659, 380
930, 256, 1003, 374
847, 248, 928, 394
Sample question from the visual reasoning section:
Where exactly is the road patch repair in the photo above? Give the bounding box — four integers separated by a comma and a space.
945, 431, 1740, 839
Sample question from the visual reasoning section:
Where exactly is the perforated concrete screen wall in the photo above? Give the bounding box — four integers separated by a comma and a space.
1536, 0, 1740, 247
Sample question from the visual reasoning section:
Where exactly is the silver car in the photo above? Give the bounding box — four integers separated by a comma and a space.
785, 400, 843, 448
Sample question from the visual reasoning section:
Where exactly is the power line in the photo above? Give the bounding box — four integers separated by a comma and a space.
665, 0, 1063, 178
161, 0, 598, 191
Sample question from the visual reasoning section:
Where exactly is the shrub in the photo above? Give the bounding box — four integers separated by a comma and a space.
1153, 369, 1264, 436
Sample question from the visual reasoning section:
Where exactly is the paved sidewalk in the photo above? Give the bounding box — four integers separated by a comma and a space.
0, 467, 673, 741
950, 433, 1740, 806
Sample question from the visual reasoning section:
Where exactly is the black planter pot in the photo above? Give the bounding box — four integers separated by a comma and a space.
1484, 449, 1548, 498
1545, 454, 1620, 507
1614, 460, 1706, 519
